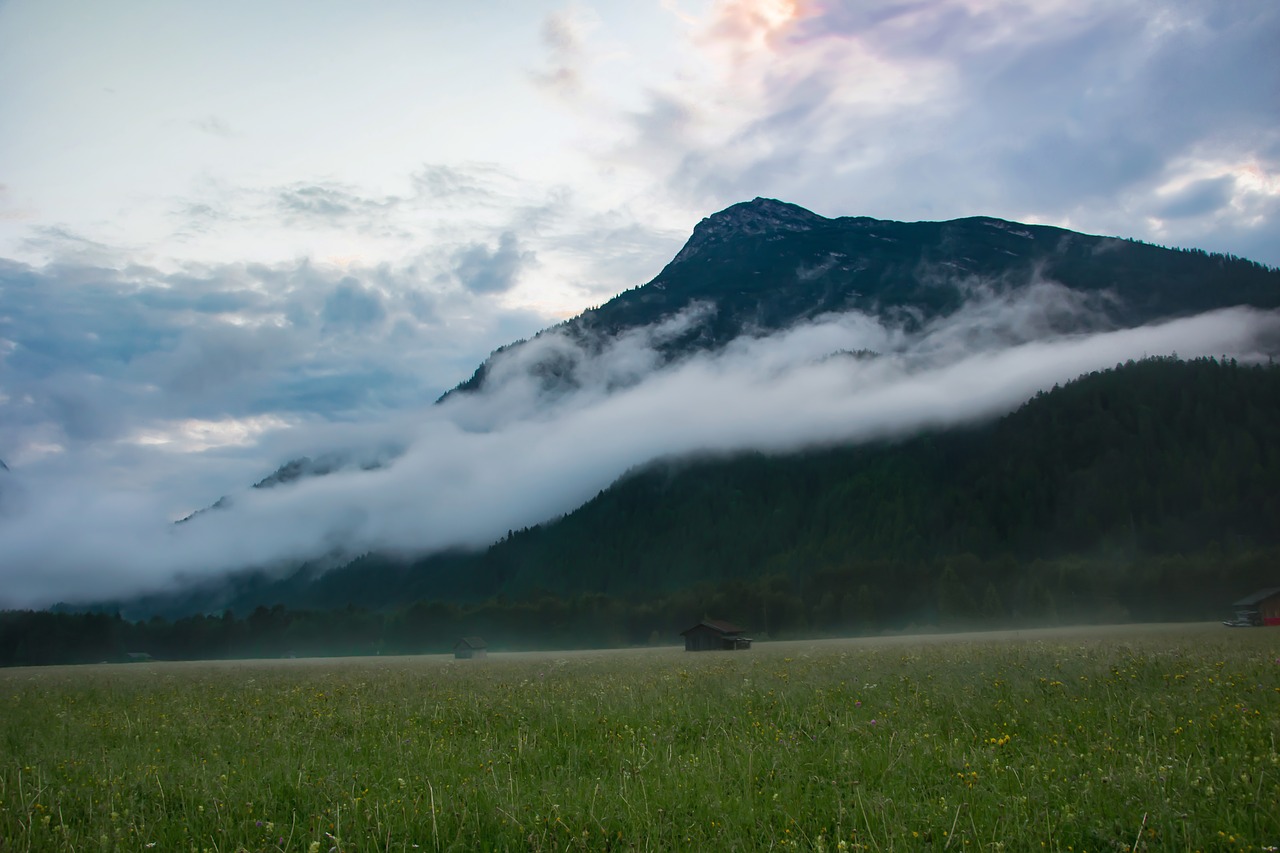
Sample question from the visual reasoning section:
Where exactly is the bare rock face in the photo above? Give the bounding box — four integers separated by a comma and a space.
672, 197, 827, 264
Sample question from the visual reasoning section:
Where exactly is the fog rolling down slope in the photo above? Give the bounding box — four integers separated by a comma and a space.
65, 199, 1280, 618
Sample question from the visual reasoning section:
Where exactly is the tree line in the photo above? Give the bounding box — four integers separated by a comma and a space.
3, 542, 1276, 667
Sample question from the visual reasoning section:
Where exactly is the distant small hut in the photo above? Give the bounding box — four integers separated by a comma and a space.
453, 637, 488, 659
125, 651, 153, 663
1227, 588, 1280, 627
680, 619, 752, 651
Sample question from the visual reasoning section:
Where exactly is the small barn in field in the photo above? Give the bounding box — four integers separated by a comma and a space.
1230, 588, 1280, 626
680, 619, 752, 651
453, 637, 488, 659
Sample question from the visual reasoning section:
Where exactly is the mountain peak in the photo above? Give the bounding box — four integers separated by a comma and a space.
672, 198, 829, 264
716, 196, 825, 224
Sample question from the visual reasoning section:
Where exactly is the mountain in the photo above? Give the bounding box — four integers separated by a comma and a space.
94, 200, 1280, 622
445, 198, 1279, 399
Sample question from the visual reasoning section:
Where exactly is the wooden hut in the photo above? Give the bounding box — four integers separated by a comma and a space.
453, 637, 488, 659
680, 619, 752, 651
1228, 588, 1280, 626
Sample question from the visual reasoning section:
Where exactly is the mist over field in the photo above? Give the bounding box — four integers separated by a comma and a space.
2, 282, 1276, 608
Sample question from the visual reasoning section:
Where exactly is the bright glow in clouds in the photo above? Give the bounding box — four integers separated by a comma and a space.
1, 291, 1277, 608
1, 0, 1279, 605
130, 415, 294, 453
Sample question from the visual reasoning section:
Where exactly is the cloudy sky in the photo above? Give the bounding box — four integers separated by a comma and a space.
1, 0, 1278, 606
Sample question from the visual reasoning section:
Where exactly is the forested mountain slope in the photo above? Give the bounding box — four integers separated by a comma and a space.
445, 357, 1280, 598
130, 356, 1280, 624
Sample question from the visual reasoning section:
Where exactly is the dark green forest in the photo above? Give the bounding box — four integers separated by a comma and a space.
6, 356, 1280, 666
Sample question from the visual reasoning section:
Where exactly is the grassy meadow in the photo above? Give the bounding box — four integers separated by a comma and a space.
1, 623, 1277, 852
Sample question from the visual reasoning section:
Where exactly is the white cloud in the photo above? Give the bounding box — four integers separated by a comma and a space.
564, 0, 1280, 265
0, 254, 549, 472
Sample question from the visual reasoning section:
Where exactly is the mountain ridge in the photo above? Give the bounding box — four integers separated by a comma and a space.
444, 199, 1279, 400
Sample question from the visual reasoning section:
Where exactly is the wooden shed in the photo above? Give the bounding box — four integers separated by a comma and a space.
453, 637, 488, 659
1228, 588, 1280, 627
680, 619, 752, 651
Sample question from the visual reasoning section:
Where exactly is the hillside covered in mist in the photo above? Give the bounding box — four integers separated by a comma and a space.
93, 356, 1280, 634
7, 198, 1280, 647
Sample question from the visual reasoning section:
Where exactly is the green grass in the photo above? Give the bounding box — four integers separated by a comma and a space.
1, 624, 1278, 851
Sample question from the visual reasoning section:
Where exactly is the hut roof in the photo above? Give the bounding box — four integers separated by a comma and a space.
454, 636, 487, 649
1232, 587, 1280, 607
681, 619, 746, 636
